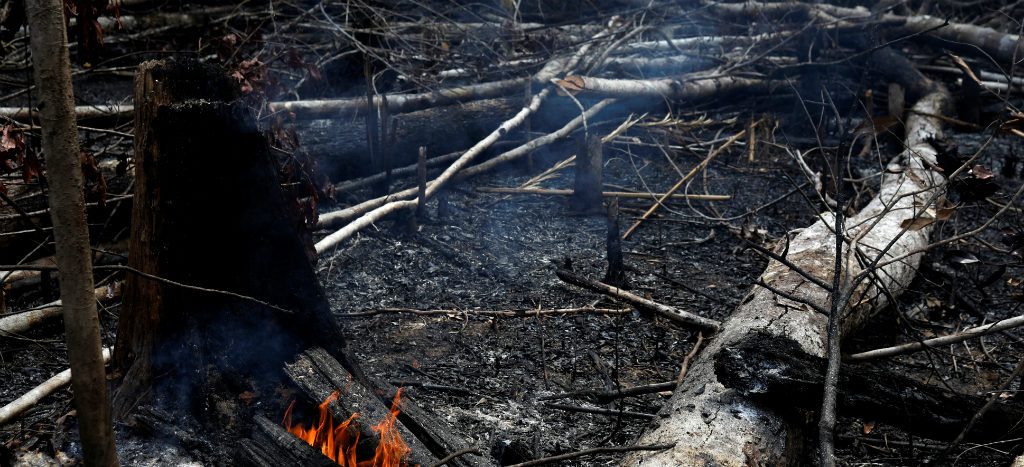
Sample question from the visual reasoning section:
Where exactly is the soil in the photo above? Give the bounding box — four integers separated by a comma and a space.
2, 0, 1024, 466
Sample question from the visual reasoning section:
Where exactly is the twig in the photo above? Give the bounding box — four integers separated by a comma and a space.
0, 264, 295, 315
390, 380, 478, 397
505, 443, 675, 467
940, 356, 1024, 457
622, 128, 746, 239
556, 269, 721, 332
845, 313, 1024, 361
538, 381, 676, 402
337, 307, 631, 318
543, 402, 656, 420
676, 333, 705, 384
428, 448, 483, 467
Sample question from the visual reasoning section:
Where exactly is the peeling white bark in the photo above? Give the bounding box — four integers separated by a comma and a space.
623, 89, 951, 466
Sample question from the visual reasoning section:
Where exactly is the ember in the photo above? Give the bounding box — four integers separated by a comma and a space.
283, 389, 411, 466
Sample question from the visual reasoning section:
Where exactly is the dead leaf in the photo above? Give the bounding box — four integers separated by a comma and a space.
862, 421, 876, 434
972, 164, 994, 180
854, 115, 899, 138
901, 215, 935, 231
936, 206, 956, 220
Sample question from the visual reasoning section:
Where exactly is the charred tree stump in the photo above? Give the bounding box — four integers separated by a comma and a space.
603, 198, 628, 288
569, 133, 604, 215
112, 59, 346, 426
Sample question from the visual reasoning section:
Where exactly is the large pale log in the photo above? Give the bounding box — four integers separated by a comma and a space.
623, 89, 952, 466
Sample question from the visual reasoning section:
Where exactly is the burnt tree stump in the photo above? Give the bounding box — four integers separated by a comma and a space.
112, 59, 345, 422
569, 133, 604, 215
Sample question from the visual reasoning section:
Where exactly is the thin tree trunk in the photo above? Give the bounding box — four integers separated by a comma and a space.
24, 0, 117, 465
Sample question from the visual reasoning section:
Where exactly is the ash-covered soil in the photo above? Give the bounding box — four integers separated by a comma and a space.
317, 136, 805, 465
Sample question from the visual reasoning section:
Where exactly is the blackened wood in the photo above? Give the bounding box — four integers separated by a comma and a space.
367, 377, 495, 467
285, 347, 439, 467
237, 414, 337, 467
297, 98, 520, 180
437, 189, 451, 221
112, 59, 345, 421
714, 333, 1024, 442
602, 197, 627, 288
416, 146, 428, 220
888, 83, 905, 119
569, 133, 604, 215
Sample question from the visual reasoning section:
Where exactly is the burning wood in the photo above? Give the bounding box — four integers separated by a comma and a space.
282, 390, 411, 467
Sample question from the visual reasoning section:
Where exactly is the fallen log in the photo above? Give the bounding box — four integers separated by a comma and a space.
707, 1, 1022, 67
298, 98, 520, 178
0, 282, 120, 337
475, 187, 730, 200
283, 348, 439, 467
0, 78, 529, 122
715, 333, 1024, 443
0, 347, 111, 426
616, 32, 791, 55
277, 78, 529, 119
555, 269, 720, 332
238, 415, 336, 467
623, 88, 952, 465
558, 75, 769, 99
286, 347, 493, 467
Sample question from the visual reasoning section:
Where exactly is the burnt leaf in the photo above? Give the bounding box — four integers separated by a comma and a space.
927, 136, 965, 175
19, 148, 40, 184
951, 173, 999, 202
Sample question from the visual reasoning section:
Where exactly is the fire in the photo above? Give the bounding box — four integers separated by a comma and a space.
283, 389, 411, 466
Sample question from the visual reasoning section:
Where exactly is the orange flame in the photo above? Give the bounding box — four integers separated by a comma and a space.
283, 389, 411, 467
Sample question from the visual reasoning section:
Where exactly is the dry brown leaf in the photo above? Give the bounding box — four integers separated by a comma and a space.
901, 215, 935, 231
862, 421, 876, 434
854, 115, 899, 138
936, 206, 956, 220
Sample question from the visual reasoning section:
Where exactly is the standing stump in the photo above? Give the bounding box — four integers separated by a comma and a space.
112, 59, 345, 422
